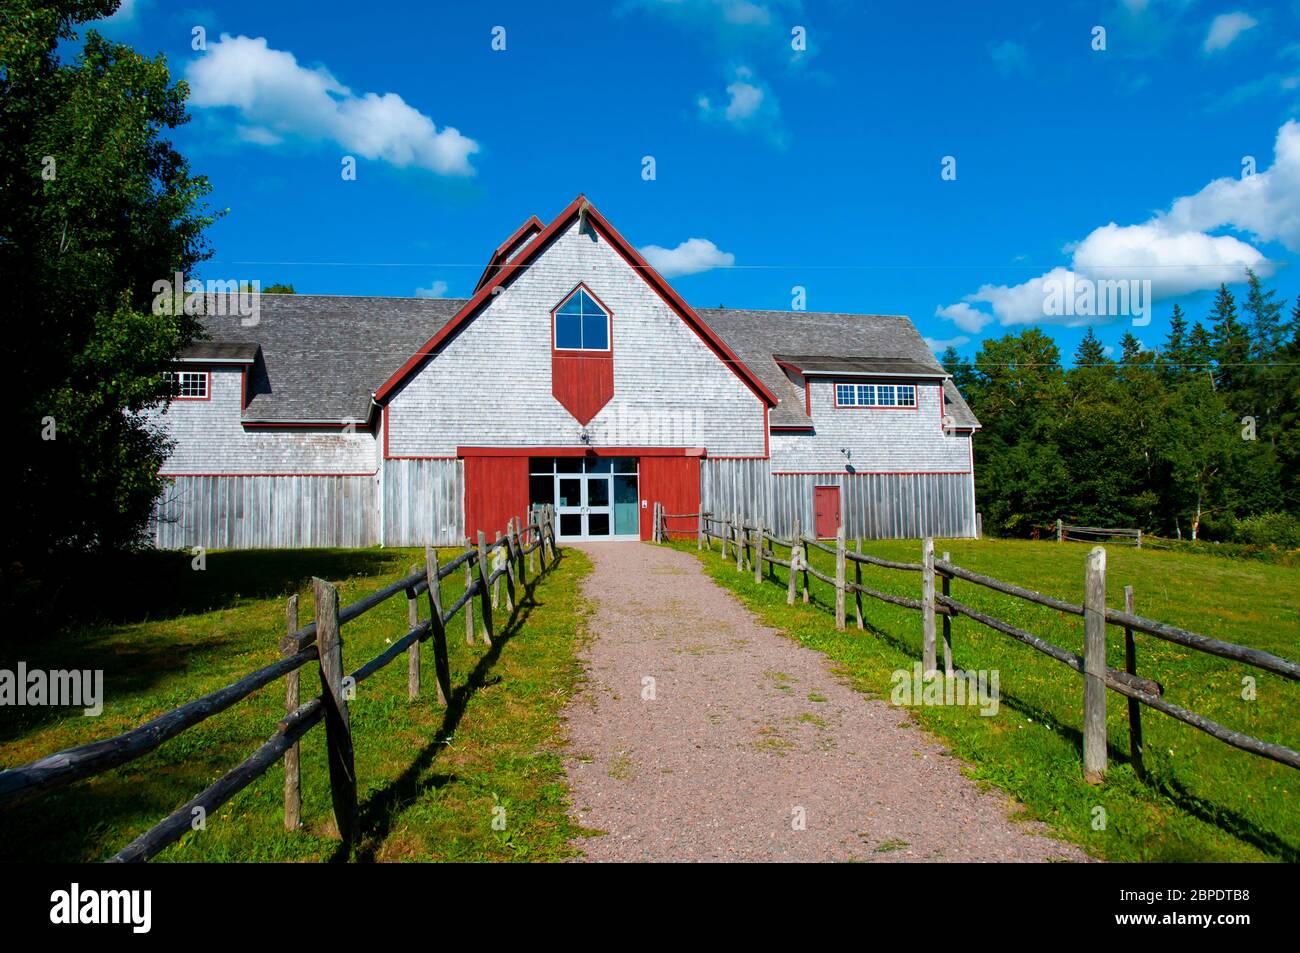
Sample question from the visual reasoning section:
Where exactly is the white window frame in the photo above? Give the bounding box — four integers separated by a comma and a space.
835, 381, 917, 408
168, 370, 210, 400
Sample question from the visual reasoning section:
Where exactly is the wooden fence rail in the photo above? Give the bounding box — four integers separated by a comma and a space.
672, 507, 1300, 780
0, 505, 562, 862
1056, 518, 1142, 547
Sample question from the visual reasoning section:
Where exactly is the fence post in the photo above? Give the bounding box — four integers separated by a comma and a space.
476, 530, 494, 646
463, 542, 476, 646
313, 576, 356, 845
1056, 518, 1063, 543
424, 546, 450, 706
800, 524, 811, 604
406, 563, 421, 701
652, 503, 659, 542
527, 508, 537, 574
283, 594, 301, 831
754, 517, 764, 585
921, 538, 937, 675
1083, 546, 1108, 784
834, 525, 846, 631
720, 515, 729, 559
1136, 529, 1142, 549
735, 513, 744, 573
854, 538, 864, 630
491, 532, 504, 610
513, 515, 527, 587
941, 550, 953, 676
698, 511, 706, 550
1123, 584, 1143, 781
503, 524, 517, 612
787, 517, 800, 605
546, 504, 560, 557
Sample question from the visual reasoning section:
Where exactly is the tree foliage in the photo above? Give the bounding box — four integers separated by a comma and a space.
956, 277, 1297, 541
1, 0, 216, 565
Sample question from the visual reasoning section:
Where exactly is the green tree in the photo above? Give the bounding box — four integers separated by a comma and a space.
1161, 304, 1189, 380
1074, 326, 1107, 367
263, 283, 295, 294
1209, 283, 1251, 397
2, 1, 216, 570
1243, 268, 1284, 358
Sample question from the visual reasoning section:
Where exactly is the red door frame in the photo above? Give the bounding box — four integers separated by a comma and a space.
814, 485, 841, 539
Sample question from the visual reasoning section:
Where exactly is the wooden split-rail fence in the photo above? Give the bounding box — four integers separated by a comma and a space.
0, 505, 562, 862
661, 507, 1300, 784
1056, 519, 1142, 547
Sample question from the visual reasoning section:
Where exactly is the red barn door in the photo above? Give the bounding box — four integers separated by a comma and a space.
638, 456, 700, 541
814, 485, 840, 539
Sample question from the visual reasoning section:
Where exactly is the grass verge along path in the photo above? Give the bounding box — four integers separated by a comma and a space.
672, 536, 1298, 862
0, 545, 592, 862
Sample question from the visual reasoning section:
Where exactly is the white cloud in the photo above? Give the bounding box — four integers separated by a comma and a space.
935, 302, 993, 333
988, 40, 1029, 76
1203, 12, 1257, 53
1164, 119, 1300, 251
639, 238, 736, 277
725, 74, 764, 121
186, 35, 479, 176
697, 66, 785, 145
935, 119, 1298, 331
1071, 222, 1269, 297
925, 335, 971, 354
415, 280, 448, 298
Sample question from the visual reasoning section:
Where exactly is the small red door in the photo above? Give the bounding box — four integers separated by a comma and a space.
814, 485, 840, 539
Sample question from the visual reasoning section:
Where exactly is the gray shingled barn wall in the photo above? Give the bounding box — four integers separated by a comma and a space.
152, 474, 379, 549
700, 459, 975, 540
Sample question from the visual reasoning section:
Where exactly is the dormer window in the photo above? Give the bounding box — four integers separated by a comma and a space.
553, 286, 610, 351
836, 382, 917, 408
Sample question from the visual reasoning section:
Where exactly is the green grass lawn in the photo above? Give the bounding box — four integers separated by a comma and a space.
0, 544, 593, 862
672, 535, 1300, 862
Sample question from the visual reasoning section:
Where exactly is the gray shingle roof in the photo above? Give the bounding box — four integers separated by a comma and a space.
698, 308, 978, 429
196, 294, 467, 423
190, 295, 978, 430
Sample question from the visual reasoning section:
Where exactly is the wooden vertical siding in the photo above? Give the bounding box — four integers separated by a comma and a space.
381, 458, 465, 547
463, 455, 529, 543
152, 474, 379, 549
700, 459, 975, 540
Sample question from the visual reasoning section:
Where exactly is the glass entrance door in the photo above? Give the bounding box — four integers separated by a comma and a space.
529, 456, 639, 542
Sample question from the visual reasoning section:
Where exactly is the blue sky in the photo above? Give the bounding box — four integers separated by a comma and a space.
92, 0, 1300, 364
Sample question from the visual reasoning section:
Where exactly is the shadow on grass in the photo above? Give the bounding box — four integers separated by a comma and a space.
0, 548, 402, 746
4, 548, 398, 639
344, 551, 567, 863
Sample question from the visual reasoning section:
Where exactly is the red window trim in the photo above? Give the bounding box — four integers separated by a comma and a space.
457, 446, 706, 458
833, 380, 919, 411
168, 369, 211, 401
550, 282, 613, 353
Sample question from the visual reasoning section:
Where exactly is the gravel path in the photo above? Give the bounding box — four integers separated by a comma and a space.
562, 542, 1090, 863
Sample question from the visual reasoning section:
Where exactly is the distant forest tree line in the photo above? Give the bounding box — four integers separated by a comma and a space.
941, 270, 1300, 546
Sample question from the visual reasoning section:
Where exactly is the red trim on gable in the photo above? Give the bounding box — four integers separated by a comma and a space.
241, 421, 361, 430
372, 196, 778, 408
473, 214, 545, 292
582, 205, 775, 406
457, 446, 706, 458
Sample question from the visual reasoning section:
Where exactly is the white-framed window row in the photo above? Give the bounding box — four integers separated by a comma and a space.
835, 382, 917, 408
167, 369, 210, 400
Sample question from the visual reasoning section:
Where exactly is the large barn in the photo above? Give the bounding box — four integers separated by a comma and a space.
151, 196, 980, 549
